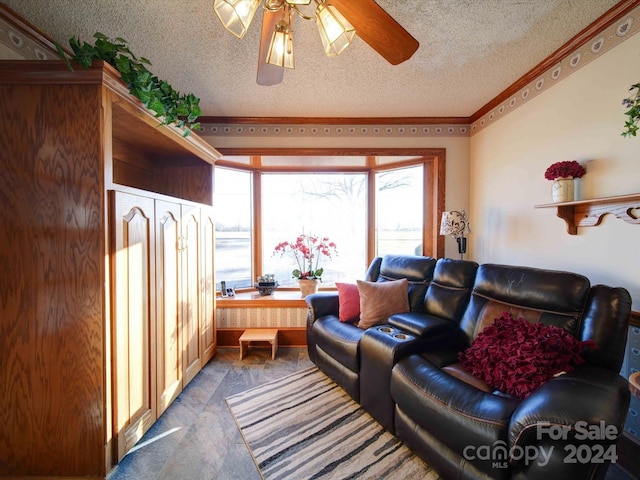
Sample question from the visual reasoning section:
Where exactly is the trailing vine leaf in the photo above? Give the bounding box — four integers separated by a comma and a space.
622, 83, 640, 138
56, 32, 201, 136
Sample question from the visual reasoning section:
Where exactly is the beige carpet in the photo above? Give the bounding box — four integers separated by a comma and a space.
226, 367, 440, 480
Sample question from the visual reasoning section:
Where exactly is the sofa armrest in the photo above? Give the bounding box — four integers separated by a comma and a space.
305, 292, 340, 325
509, 366, 630, 447
388, 312, 457, 338
507, 366, 629, 478
509, 366, 630, 449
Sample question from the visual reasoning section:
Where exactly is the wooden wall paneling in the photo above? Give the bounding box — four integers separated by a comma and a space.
153, 157, 213, 206
0, 83, 106, 476
111, 191, 157, 461
155, 199, 183, 416
112, 138, 156, 193
102, 87, 115, 471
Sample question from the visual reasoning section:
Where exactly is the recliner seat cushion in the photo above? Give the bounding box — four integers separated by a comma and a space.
312, 315, 364, 372
391, 353, 520, 477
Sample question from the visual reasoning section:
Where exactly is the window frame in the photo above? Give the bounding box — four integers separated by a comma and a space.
215, 148, 446, 291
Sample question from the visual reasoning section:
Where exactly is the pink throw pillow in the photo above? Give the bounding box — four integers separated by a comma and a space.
336, 282, 360, 322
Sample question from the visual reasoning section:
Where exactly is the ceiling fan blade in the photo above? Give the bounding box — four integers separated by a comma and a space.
257, 10, 284, 86
331, 0, 419, 65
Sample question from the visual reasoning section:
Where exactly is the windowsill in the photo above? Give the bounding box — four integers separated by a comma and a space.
217, 289, 334, 308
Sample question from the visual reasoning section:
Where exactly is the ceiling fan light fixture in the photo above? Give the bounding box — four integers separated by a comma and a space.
315, 2, 355, 57
213, 0, 261, 39
267, 20, 295, 69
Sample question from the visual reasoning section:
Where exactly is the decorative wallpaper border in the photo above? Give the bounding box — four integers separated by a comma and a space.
0, 14, 57, 60
471, 6, 640, 135
201, 123, 471, 138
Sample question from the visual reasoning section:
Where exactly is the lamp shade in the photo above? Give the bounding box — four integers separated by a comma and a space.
213, 0, 261, 39
267, 20, 295, 69
315, 2, 355, 57
440, 210, 470, 237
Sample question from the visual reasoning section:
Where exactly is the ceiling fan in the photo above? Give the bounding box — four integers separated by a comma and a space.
213, 0, 419, 86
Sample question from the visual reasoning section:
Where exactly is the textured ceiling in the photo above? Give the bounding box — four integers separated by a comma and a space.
1, 0, 620, 118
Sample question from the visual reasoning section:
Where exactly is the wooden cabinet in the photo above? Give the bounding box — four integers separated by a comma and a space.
112, 192, 217, 458
181, 204, 203, 385
154, 199, 217, 416
201, 207, 217, 364
111, 192, 157, 460
155, 199, 183, 416
0, 60, 220, 478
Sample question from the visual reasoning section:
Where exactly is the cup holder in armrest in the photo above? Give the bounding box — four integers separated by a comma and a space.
374, 326, 413, 341
377, 326, 395, 333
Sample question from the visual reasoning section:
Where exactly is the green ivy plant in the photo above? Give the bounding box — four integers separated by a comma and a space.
622, 83, 640, 137
56, 33, 201, 136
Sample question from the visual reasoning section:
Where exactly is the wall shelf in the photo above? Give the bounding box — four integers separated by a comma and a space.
535, 193, 640, 235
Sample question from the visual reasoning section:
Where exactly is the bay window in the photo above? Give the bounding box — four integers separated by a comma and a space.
214, 151, 445, 291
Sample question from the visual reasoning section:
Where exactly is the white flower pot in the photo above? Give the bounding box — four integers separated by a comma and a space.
552, 177, 574, 203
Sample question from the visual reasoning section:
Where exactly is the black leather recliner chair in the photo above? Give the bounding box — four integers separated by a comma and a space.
305, 254, 437, 401
389, 263, 631, 480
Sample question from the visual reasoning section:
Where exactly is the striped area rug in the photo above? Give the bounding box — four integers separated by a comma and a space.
226, 367, 439, 480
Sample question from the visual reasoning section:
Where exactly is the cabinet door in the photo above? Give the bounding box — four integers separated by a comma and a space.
200, 206, 216, 363
111, 191, 156, 461
155, 200, 182, 416
181, 205, 201, 385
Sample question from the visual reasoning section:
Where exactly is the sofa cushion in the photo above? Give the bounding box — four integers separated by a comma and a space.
441, 363, 492, 392
335, 282, 360, 322
458, 264, 591, 345
378, 255, 436, 311
391, 353, 520, 477
312, 315, 364, 373
357, 278, 410, 329
421, 258, 478, 320
458, 312, 594, 399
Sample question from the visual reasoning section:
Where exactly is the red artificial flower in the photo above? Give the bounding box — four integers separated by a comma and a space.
544, 160, 586, 181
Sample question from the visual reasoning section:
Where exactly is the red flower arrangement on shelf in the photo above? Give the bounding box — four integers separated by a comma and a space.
544, 160, 586, 181
273, 233, 338, 280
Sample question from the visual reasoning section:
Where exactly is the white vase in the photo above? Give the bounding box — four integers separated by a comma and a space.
552, 176, 574, 203
298, 279, 319, 297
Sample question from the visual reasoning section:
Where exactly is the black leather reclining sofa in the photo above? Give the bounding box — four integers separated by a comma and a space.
305, 254, 631, 480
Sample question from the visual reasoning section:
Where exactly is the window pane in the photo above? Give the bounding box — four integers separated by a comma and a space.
261, 173, 367, 287
214, 168, 252, 289
376, 165, 423, 256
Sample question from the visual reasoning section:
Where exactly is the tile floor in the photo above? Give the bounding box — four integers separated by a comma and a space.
108, 346, 634, 480
108, 347, 313, 480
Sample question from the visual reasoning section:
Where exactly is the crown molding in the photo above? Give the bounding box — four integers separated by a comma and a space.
198, 116, 471, 125
471, 0, 640, 123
